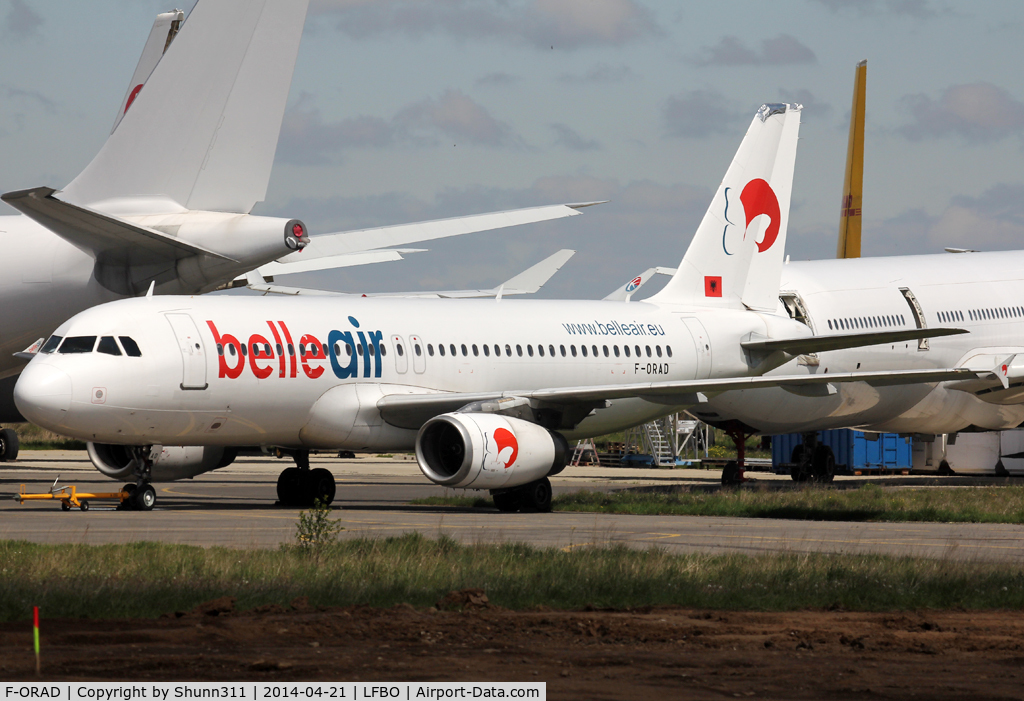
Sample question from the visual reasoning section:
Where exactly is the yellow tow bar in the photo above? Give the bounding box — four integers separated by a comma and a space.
17, 477, 131, 512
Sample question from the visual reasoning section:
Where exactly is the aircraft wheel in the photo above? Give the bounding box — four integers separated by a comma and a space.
307, 468, 336, 506
0, 428, 19, 462
79, 500, 90, 512
276, 467, 302, 505
492, 491, 521, 513
521, 477, 553, 513
721, 460, 742, 485
134, 484, 156, 511
813, 445, 835, 483
61, 501, 71, 512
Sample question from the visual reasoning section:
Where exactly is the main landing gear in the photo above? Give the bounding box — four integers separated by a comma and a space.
721, 427, 752, 486
116, 446, 158, 511
490, 477, 553, 513
276, 449, 337, 507
789, 432, 835, 483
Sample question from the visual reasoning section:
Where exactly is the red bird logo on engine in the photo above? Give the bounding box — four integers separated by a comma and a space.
492, 428, 519, 469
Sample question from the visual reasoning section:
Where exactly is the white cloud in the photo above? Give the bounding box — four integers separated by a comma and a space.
898, 83, 1024, 142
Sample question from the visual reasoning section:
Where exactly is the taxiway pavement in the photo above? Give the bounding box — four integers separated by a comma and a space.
2, 451, 1022, 562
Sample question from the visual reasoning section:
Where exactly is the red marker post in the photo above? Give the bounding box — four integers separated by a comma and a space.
33, 606, 40, 675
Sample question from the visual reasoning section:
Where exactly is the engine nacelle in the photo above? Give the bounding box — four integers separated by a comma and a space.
416, 413, 568, 490
87, 443, 236, 482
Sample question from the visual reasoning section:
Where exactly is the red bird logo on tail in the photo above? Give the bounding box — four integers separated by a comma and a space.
740, 178, 781, 253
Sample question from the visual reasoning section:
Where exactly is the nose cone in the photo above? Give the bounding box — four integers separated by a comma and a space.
14, 362, 73, 429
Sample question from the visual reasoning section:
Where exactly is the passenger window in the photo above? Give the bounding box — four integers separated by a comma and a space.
635, 345, 641, 357
494, 344, 501, 357
571, 345, 577, 357
323, 343, 330, 356
527, 345, 533, 357
603, 345, 609, 357
828, 320, 833, 330
397, 344, 404, 357
217, 343, 224, 356
624, 346, 631, 358
241, 343, 248, 357
228, 345, 236, 356
549, 345, 555, 357
450, 344, 456, 356
666, 345, 673, 358
40, 335, 62, 354
414, 343, 421, 356
646, 345, 652, 357
516, 344, 522, 357
505, 344, 512, 356
560, 345, 566, 357
472, 344, 479, 357
538, 345, 545, 357
428, 344, 435, 357
581, 345, 587, 357
59, 336, 97, 354
119, 336, 142, 357
461, 344, 468, 356
614, 346, 620, 357
592, 345, 598, 357
439, 344, 445, 357
379, 344, 387, 357
298, 344, 305, 356
483, 344, 490, 357
656, 346, 662, 357
97, 336, 121, 356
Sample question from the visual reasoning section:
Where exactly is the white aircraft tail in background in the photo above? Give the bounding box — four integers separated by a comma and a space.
110, 10, 184, 135
653, 103, 800, 311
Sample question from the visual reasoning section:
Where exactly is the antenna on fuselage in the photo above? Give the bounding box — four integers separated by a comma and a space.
145, 281, 155, 298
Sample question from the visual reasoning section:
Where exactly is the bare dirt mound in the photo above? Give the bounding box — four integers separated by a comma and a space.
2, 596, 1023, 699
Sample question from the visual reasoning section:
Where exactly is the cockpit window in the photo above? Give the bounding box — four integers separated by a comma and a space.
118, 336, 142, 357
97, 336, 122, 356
40, 335, 62, 354
58, 336, 97, 354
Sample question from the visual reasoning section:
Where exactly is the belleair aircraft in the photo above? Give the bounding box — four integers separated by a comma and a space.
0, 0, 594, 460
15, 103, 986, 512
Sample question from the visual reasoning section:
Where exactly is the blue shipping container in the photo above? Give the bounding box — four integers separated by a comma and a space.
771, 430, 913, 473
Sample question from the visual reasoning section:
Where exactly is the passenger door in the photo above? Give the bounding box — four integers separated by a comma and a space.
165, 313, 208, 390
391, 334, 409, 374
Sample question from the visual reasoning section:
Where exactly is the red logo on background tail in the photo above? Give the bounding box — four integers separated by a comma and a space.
740, 178, 781, 253
125, 84, 144, 113
492, 428, 518, 469
704, 276, 722, 297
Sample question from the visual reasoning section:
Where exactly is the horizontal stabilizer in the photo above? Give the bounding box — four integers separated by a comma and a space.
376, 366, 987, 430
263, 202, 598, 277
2, 187, 233, 265
603, 267, 677, 301
741, 327, 968, 356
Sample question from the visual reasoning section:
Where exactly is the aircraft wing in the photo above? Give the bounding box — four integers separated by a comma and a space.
246, 249, 575, 299
741, 327, 969, 356
255, 202, 601, 278
2, 187, 234, 265
376, 367, 990, 430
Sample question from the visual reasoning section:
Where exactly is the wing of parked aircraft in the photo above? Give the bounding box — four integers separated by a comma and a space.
244, 249, 575, 298
252, 203, 599, 279
602, 267, 677, 301
375, 367, 992, 430
740, 327, 968, 356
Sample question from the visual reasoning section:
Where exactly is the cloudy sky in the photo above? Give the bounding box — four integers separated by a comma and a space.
2, 0, 1023, 299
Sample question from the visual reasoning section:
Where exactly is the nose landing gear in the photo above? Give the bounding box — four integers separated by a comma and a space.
275, 449, 337, 507
116, 446, 158, 511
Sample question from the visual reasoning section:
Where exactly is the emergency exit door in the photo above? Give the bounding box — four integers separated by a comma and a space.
165, 313, 208, 390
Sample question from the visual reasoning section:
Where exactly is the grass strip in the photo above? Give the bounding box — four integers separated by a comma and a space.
3, 534, 1024, 621
414, 484, 1024, 524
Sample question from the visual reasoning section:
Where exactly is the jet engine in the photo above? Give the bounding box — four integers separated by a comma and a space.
87, 443, 236, 482
416, 413, 567, 490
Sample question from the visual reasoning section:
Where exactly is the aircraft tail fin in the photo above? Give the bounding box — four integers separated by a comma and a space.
62, 0, 310, 214
836, 60, 867, 259
651, 103, 801, 311
110, 10, 184, 134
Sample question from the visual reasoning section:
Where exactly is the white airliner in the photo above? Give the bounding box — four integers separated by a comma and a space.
0, 0, 594, 457
14, 103, 987, 511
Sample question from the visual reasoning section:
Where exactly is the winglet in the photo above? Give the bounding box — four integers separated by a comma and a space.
499, 249, 575, 294
997, 354, 1017, 390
